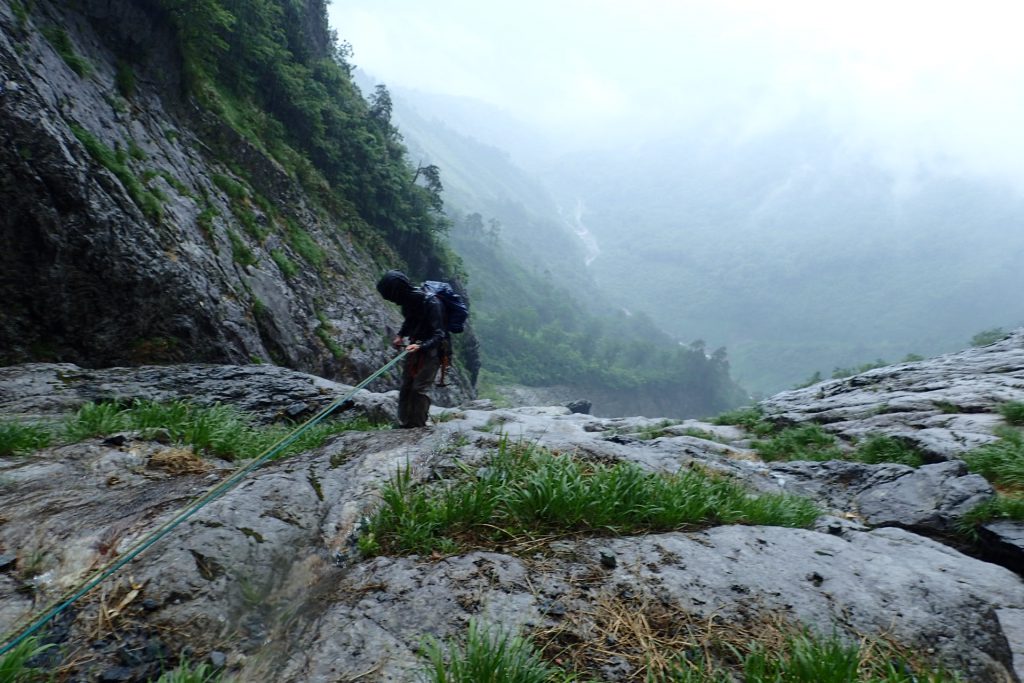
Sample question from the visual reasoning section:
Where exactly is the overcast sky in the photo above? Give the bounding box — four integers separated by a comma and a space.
328, 0, 1024, 185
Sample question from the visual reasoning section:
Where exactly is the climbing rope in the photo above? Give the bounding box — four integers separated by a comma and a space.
0, 351, 408, 657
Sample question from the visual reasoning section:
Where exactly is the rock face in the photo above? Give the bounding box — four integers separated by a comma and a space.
759, 329, 1024, 460
0, 0, 476, 400
1, 346, 1024, 681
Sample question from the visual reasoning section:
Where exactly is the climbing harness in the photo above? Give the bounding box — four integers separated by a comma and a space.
0, 351, 407, 657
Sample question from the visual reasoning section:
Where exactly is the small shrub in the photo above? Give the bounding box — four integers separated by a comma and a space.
11, 1, 29, 28
970, 327, 1008, 347
42, 26, 91, 76
115, 61, 135, 98
793, 371, 823, 389
0, 422, 53, 456
753, 425, 843, 463
831, 359, 887, 380
196, 205, 219, 242
853, 435, 924, 467
998, 401, 1024, 426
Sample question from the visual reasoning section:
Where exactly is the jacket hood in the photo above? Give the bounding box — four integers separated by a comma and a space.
376, 270, 415, 305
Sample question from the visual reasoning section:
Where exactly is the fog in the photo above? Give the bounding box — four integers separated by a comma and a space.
330, 0, 1024, 186
327, 1, 1024, 394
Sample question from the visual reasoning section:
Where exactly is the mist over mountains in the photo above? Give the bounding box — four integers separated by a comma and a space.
384, 86, 1024, 394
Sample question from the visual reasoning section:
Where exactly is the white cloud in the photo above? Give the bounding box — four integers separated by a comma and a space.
328, 0, 1024, 184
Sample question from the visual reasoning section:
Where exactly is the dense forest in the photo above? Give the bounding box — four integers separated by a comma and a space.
150, 0, 457, 278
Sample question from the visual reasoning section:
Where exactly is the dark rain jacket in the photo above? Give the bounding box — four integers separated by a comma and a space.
398, 291, 447, 353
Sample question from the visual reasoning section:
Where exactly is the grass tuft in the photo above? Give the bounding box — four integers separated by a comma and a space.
752, 425, 843, 463
0, 635, 54, 682
429, 608, 959, 682
152, 658, 222, 683
60, 399, 381, 461
42, 26, 91, 76
709, 407, 776, 437
998, 401, 1024, 426
0, 422, 53, 457
364, 439, 819, 557
422, 620, 564, 683
963, 427, 1024, 491
852, 435, 924, 467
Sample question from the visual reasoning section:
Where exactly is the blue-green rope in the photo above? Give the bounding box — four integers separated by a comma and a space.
0, 351, 407, 657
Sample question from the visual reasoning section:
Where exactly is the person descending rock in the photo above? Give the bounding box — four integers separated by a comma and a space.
376, 270, 447, 428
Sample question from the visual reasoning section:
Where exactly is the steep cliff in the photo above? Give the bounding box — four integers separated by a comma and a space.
0, 0, 476, 399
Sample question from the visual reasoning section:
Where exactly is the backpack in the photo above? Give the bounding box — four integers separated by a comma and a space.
421, 280, 469, 333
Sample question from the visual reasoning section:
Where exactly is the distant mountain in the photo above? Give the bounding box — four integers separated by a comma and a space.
539, 119, 1024, 394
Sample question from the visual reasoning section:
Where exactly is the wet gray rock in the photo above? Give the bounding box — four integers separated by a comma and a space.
980, 521, 1024, 575
767, 459, 994, 533
0, 363, 401, 424
565, 399, 592, 414
1, 362, 1023, 681
760, 329, 1024, 459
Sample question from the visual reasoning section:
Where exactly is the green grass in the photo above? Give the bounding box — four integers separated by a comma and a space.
0, 635, 54, 682
42, 26, 91, 76
959, 494, 1024, 538
363, 439, 819, 556
728, 632, 955, 683
753, 425, 844, 463
422, 622, 956, 683
709, 407, 775, 437
270, 249, 298, 278
285, 219, 326, 269
212, 173, 248, 201
68, 124, 162, 219
227, 230, 257, 267
0, 423, 53, 456
851, 435, 924, 467
115, 61, 135, 98
962, 427, 1024, 490
316, 311, 345, 359
56, 399, 380, 461
152, 658, 222, 683
998, 401, 1024, 426
680, 427, 720, 441
422, 621, 567, 683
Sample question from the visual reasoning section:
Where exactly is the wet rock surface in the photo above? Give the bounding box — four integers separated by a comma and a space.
759, 329, 1024, 459
0, 0, 476, 400
1, 347, 1024, 681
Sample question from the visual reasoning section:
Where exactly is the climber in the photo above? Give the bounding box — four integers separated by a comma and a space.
376, 270, 447, 428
